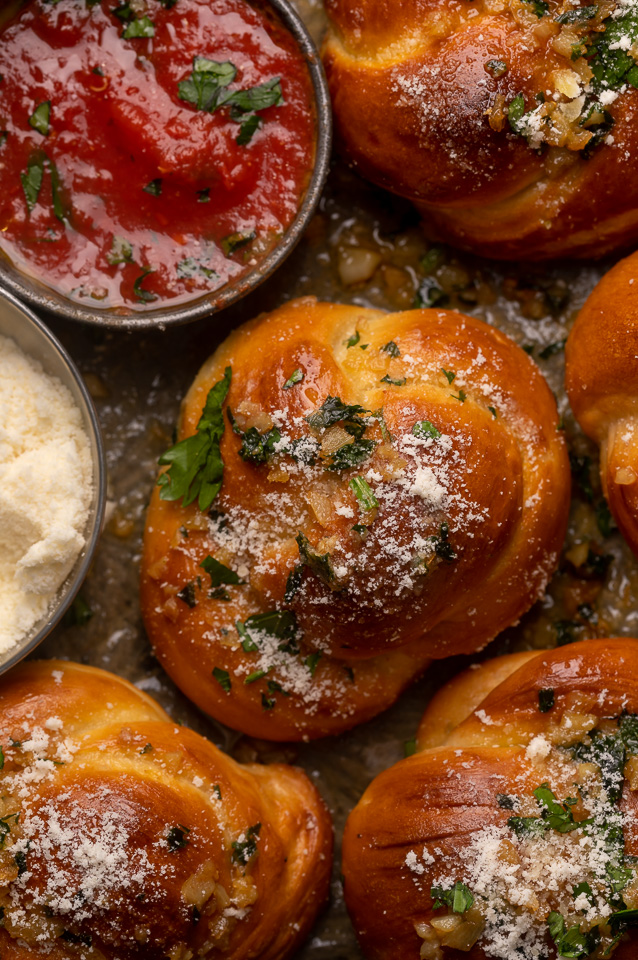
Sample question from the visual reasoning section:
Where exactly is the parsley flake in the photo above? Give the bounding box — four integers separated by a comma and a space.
166, 824, 190, 851
29, 101, 51, 137
158, 366, 231, 512
212, 667, 231, 693
283, 368, 304, 389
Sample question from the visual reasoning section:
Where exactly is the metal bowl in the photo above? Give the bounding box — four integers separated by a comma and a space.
0, 0, 332, 329
0, 289, 106, 671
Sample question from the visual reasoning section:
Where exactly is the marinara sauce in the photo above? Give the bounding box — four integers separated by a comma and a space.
0, 0, 316, 310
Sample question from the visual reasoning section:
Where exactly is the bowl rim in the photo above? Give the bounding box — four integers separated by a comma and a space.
0, 288, 107, 673
0, 0, 332, 330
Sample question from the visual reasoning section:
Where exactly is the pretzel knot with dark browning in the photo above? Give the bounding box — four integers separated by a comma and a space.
566, 252, 638, 558
343, 638, 638, 960
141, 298, 569, 741
322, 0, 638, 260
0, 660, 331, 959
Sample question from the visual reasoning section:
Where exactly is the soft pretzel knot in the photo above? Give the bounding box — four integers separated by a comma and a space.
342, 638, 638, 960
322, 0, 638, 260
0, 660, 331, 959
566, 254, 638, 557
141, 297, 569, 741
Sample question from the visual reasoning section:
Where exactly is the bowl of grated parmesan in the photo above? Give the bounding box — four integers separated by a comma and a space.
0, 288, 106, 670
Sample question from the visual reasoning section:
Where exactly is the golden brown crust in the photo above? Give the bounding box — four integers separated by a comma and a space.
322, 0, 638, 260
343, 639, 638, 959
565, 253, 638, 557
416, 650, 543, 749
141, 297, 569, 740
0, 660, 332, 959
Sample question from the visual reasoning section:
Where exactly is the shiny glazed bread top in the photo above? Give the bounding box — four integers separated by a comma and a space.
566, 252, 638, 559
141, 297, 569, 740
322, 0, 638, 259
0, 660, 332, 959
343, 638, 638, 959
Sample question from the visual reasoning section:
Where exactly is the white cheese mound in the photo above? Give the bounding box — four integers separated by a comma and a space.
0, 335, 93, 653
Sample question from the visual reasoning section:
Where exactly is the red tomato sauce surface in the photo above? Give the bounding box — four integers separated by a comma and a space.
0, 0, 316, 310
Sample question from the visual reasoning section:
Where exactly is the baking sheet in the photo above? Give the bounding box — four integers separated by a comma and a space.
29, 2, 638, 956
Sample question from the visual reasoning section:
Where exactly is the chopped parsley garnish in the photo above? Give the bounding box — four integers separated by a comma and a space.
106, 235, 133, 266
283, 368, 304, 389
212, 667, 231, 693
451, 389, 467, 403
166, 824, 190, 851
508, 784, 581, 838
235, 610, 299, 655
488, 405, 498, 419
349, 476, 379, 511
441, 368, 456, 385
296, 532, 339, 589
221, 230, 256, 256
429, 522, 457, 563
547, 911, 599, 958
431, 882, 474, 914
284, 564, 303, 602
345, 331, 361, 348
555, 4, 597, 23
177, 581, 198, 608
123, 15, 155, 38
139, 743, 153, 754
231, 823, 261, 864
381, 340, 401, 357
143, 178, 162, 196
236, 113, 262, 145
133, 266, 157, 303
212, 784, 222, 799
21, 154, 44, 214
177, 257, 217, 281
380, 374, 406, 386
304, 651, 322, 676
0, 746, 4, 770
523, 0, 549, 16
29, 101, 51, 136
404, 738, 418, 757
508, 93, 526, 134
178, 56, 282, 144
200, 555, 243, 589
245, 669, 267, 684
196, 188, 210, 202
573, 732, 626, 803
20, 151, 68, 222
413, 420, 441, 440
325, 438, 375, 472
228, 410, 281, 464
306, 396, 368, 435
590, 3, 638, 92
538, 688, 555, 713
14, 850, 27, 877
306, 396, 376, 471
158, 366, 231, 511
496, 793, 515, 809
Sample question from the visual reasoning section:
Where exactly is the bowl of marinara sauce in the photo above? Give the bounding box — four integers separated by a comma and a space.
0, 0, 331, 327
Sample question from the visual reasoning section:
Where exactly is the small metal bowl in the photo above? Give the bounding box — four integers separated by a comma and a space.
0, 289, 106, 672
0, 0, 331, 329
